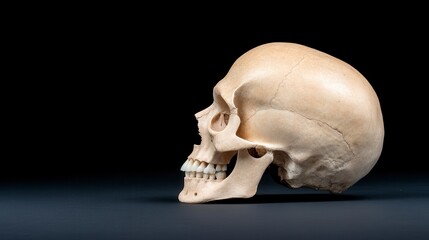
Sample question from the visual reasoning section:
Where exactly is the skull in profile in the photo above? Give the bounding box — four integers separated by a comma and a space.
179, 42, 384, 203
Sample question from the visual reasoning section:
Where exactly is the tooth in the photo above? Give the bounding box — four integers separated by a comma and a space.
185, 172, 190, 177
204, 163, 215, 174
197, 162, 207, 173
190, 172, 196, 178
186, 161, 194, 172
203, 173, 209, 179
215, 164, 222, 172
221, 164, 227, 171
186, 159, 194, 171
180, 161, 186, 172
209, 174, 216, 180
196, 172, 203, 178
180, 160, 189, 172
191, 160, 200, 172
216, 172, 226, 180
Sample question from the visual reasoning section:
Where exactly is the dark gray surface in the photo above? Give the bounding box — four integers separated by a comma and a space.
1, 172, 428, 240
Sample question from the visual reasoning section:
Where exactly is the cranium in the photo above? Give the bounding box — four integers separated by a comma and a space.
178, 42, 384, 203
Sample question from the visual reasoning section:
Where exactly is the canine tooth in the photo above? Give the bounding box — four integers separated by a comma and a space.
197, 162, 207, 173
215, 172, 226, 180
204, 163, 215, 174
221, 164, 227, 171
209, 174, 216, 180
191, 160, 200, 172
196, 172, 203, 178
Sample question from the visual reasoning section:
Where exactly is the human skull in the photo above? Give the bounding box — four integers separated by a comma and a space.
178, 42, 384, 203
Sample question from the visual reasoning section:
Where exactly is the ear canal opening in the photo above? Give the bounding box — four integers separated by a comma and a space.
247, 147, 267, 158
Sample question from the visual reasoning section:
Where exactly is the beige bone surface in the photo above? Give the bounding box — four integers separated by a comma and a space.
179, 42, 384, 203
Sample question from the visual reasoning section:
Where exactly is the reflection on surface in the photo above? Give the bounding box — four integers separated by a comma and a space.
0, 172, 428, 240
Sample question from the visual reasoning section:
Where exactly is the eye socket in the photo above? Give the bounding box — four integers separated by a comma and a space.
210, 112, 230, 131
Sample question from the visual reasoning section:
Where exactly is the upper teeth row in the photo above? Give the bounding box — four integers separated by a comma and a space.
180, 159, 227, 173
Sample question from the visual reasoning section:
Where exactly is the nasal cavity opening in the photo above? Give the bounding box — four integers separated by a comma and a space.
248, 147, 267, 158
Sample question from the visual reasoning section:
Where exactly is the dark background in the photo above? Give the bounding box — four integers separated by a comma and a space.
7, 8, 427, 181
3, 6, 429, 240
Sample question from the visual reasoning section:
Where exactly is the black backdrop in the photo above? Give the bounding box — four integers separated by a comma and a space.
8, 10, 427, 181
